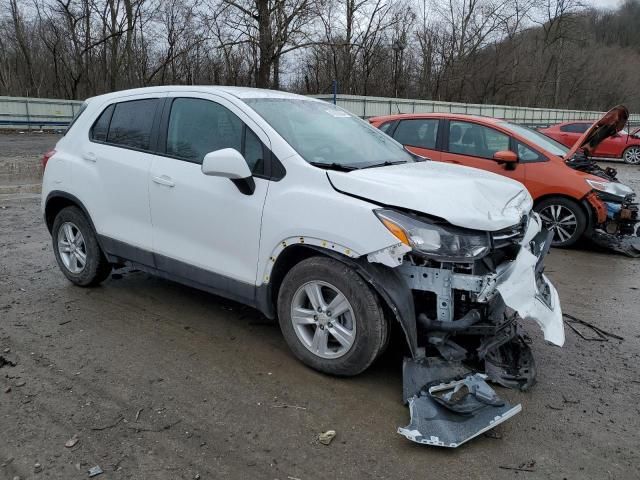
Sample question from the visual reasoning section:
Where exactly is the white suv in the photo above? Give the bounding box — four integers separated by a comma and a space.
42, 87, 563, 414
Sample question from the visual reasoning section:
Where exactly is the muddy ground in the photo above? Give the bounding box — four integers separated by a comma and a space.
1, 133, 639, 480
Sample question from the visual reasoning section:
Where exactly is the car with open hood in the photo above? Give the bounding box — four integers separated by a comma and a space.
539, 121, 640, 165
370, 107, 640, 256
42, 86, 564, 447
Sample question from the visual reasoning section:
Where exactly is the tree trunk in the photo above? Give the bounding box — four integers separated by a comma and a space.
255, 0, 273, 88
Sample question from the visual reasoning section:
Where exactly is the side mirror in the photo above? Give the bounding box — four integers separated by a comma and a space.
201, 148, 255, 195
493, 150, 518, 163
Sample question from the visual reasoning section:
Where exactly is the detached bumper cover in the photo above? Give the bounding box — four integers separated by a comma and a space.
590, 229, 640, 257
398, 374, 522, 448
494, 230, 565, 346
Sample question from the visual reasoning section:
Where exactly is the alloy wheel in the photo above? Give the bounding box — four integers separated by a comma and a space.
624, 147, 640, 165
57, 222, 87, 274
538, 205, 578, 244
290, 281, 356, 359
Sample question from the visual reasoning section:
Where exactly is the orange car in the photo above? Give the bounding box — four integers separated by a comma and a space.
369, 108, 639, 254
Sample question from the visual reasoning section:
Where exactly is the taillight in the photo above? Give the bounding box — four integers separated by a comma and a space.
42, 149, 56, 169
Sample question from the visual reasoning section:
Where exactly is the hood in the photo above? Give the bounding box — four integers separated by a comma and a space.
328, 162, 532, 231
566, 105, 629, 158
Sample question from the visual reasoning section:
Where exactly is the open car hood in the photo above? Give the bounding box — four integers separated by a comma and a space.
328, 162, 532, 231
565, 105, 629, 158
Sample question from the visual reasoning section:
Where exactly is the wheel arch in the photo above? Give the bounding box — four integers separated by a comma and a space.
623, 145, 640, 163
533, 193, 592, 242
45, 191, 98, 236
533, 193, 590, 217
257, 243, 419, 358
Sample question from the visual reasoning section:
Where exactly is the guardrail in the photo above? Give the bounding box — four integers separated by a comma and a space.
0, 96, 84, 130
312, 94, 640, 128
1, 94, 637, 130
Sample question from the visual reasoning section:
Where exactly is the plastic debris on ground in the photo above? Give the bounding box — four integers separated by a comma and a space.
398, 373, 521, 448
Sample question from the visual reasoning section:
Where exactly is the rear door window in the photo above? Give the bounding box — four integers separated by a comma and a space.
393, 119, 439, 149
448, 121, 509, 159
106, 99, 159, 150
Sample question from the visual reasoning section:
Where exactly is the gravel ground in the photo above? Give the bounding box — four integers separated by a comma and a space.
1, 133, 639, 480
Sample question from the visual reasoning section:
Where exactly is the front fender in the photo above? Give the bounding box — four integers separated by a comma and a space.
260, 236, 361, 285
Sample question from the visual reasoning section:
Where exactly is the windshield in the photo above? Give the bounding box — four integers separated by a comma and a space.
499, 121, 569, 157
244, 98, 414, 168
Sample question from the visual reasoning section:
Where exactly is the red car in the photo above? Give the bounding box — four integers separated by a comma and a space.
539, 121, 640, 164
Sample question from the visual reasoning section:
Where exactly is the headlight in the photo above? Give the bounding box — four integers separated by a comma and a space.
502, 189, 533, 217
586, 179, 633, 198
375, 209, 490, 262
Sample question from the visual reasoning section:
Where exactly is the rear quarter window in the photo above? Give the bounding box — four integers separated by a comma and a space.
90, 105, 114, 142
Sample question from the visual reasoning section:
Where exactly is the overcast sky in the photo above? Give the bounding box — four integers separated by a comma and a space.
585, 0, 626, 8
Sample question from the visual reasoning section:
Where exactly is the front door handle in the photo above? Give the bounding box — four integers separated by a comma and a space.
152, 175, 175, 187
82, 152, 97, 162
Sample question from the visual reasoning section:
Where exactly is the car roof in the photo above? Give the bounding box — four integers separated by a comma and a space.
368, 113, 507, 125
550, 120, 592, 127
85, 85, 319, 103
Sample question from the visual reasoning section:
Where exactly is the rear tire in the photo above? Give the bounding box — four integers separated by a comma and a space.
277, 256, 387, 376
534, 197, 587, 248
623, 146, 640, 165
52, 206, 111, 287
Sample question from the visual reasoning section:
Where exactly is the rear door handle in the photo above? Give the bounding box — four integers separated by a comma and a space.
152, 175, 175, 187
82, 152, 97, 162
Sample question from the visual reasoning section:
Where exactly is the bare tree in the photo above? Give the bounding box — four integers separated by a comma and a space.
0, 0, 638, 113
218, 0, 315, 87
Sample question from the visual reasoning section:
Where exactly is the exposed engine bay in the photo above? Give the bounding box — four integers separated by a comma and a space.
565, 106, 640, 256
368, 213, 563, 447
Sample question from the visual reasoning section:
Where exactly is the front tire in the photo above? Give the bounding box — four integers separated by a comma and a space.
52, 206, 111, 287
623, 146, 640, 165
534, 197, 587, 247
277, 256, 388, 376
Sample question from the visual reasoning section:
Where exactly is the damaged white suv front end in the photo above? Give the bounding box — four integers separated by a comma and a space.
244, 94, 565, 448
375, 208, 563, 365
322, 160, 563, 447
373, 209, 562, 447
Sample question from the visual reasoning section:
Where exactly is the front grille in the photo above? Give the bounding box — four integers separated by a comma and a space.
491, 215, 528, 249
480, 216, 528, 270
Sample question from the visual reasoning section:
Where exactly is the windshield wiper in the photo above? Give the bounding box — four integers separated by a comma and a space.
360, 160, 408, 169
309, 161, 357, 171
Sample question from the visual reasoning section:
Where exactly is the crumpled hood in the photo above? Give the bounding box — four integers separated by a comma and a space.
328, 162, 532, 231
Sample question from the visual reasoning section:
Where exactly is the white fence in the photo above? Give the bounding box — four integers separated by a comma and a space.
0, 96, 84, 130
1, 93, 637, 130
313, 94, 640, 127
